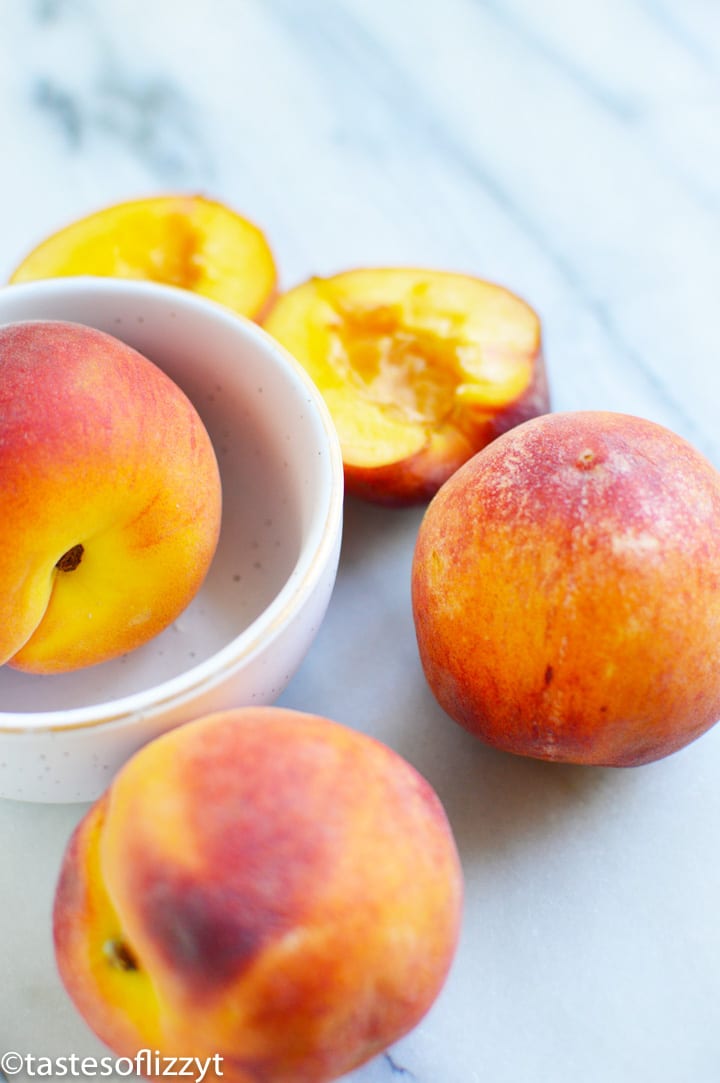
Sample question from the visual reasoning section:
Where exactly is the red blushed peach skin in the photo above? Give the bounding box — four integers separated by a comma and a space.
53, 708, 463, 1083
262, 268, 549, 505
9, 195, 277, 321
0, 320, 221, 673
411, 410, 720, 766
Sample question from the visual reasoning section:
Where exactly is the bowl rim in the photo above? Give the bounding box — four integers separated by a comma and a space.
0, 276, 344, 734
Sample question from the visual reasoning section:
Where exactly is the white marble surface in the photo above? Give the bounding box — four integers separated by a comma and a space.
2, 1, 720, 1080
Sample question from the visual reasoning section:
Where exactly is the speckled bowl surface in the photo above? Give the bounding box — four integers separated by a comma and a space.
0, 277, 344, 802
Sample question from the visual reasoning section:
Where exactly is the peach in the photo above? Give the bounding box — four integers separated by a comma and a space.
0, 320, 221, 673
411, 410, 720, 766
263, 268, 549, 505
53, 707, 463, 1083
9, 195, 277, 321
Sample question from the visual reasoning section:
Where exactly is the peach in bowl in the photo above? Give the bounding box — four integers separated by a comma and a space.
0, 277, 344, 803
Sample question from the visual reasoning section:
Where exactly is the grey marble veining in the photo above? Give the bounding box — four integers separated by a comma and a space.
2, 2, 720, 1081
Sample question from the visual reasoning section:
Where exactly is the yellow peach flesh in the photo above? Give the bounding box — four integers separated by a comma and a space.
263, 269, 547, 503
9, 195, 277, 321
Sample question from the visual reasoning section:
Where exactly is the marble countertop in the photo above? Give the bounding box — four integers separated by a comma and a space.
2, 2, 720, 1081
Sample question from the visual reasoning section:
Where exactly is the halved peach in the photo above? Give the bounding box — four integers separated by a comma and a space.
9, 195, 277, 321
263, 268, 549, 504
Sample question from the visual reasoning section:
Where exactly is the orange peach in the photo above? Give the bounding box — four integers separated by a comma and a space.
412, 410, 720, 766
0, 320, 221, 673
263, 268, 549, 505
9, 195, 277, 321
53, 707, 463, 1083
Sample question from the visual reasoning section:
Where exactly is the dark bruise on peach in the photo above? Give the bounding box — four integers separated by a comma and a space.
136, 873, 288, 990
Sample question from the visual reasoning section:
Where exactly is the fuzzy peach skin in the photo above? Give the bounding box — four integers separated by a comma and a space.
0, 320, 221, 673
53, 707, 463, 1083
9, 195, 277, 321
411, 410, 720, 767
263, 268, 549, 505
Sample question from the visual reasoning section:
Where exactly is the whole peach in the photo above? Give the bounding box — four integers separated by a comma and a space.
53, 707, 463, 1083
0, 319, 221, 673
412, 410, 720, 766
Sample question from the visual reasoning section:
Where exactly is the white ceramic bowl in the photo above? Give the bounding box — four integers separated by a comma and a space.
0, 277, 344, 803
